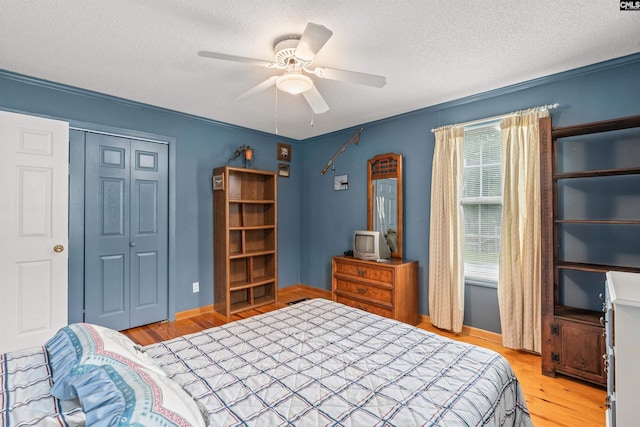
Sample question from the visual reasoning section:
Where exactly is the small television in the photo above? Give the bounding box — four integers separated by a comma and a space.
353, 230, 391, 261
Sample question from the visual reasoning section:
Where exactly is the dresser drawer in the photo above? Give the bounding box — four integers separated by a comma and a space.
334, 261, 393, 283
336, 295, 393, 318
332, 256, 419, 325
334, 279, 392, 304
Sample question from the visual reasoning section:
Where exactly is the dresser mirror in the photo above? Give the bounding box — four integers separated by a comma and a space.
367, 153, 403, 259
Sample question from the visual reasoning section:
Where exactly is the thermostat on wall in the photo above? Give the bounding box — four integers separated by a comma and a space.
334, 174, 348, 191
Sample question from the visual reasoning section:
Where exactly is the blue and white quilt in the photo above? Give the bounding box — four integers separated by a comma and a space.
0, 347, 85, 426
145, 299, 533, 426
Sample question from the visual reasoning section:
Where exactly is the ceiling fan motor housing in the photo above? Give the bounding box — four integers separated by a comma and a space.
274, 38, 301, 66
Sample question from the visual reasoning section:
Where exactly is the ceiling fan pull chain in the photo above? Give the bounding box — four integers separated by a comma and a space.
275, 86, 279, 135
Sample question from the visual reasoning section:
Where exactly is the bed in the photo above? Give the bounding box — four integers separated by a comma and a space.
1, 299, 532, 426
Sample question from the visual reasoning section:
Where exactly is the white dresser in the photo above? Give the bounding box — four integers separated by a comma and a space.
604, 271, 640, 427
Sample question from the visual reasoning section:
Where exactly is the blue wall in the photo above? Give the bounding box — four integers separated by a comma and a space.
2, 52, 639, 332
298, 54, 640, 333
0, 72, 300, 316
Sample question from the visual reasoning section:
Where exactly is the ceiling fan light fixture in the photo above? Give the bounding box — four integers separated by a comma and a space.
276, 73, 313, 95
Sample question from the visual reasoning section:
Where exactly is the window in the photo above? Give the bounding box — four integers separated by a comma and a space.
462, 122, 502, 286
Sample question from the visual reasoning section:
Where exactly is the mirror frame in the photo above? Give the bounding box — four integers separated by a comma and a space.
367, 153, 403, 259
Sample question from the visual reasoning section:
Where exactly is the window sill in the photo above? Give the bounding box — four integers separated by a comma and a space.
464, 278, 498, 289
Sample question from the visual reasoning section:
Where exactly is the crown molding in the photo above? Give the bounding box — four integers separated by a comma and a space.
4, 51, 640, 143
303, 52, 640, 142
0, 69, 294, 141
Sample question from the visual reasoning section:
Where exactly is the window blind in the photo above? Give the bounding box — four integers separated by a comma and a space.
462, 123, 502, 284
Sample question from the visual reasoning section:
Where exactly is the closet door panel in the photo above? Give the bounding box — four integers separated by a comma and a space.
85, 134, 131, 331
99, 253, 127, 314
129, 139, 168, 327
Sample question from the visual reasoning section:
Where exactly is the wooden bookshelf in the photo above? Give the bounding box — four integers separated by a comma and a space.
540, 114, 640, 386
213, 167, 277, 316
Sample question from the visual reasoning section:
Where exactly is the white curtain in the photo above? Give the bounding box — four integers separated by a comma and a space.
428, 126, 465, 332
498, 109, 549, 352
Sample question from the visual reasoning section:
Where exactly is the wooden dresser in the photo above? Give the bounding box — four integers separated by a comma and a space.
332, 256, 419, 325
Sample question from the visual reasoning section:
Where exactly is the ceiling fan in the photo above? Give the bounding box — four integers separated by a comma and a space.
198, 23, 386, 114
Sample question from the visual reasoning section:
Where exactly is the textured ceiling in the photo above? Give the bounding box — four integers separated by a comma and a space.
1, 1, 639, 140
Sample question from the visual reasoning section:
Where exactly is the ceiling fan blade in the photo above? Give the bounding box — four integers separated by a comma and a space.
237, 76, 279, 100
302, 85, 329, 114
198, 51, 278, 68
294, 23, 333, 62
311, 67, 386, 88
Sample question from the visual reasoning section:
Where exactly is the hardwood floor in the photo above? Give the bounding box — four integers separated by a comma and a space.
123, 285, 606, 427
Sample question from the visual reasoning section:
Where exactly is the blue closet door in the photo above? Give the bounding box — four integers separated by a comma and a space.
84, 133, 168, 330
129, 138, 168, 328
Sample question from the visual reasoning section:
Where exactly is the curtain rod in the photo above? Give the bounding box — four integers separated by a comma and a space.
430, 103, 559, 133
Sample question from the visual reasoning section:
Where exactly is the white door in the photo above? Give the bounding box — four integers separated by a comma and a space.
0, 111, 69, 353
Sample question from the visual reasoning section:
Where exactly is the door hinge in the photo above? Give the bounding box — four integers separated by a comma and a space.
551, 323, 560, 335
551, 352, 560, 363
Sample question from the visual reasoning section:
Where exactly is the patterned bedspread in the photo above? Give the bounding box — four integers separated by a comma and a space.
0, 347, 85, 427
145, 299, 532, 426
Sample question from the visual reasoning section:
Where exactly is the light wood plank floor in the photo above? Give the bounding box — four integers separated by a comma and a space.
123, 285, 606, 427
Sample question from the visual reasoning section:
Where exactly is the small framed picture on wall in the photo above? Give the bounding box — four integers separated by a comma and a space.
278, 163, 290, 178
277, 142, 292, 162
213, 174, 224, 191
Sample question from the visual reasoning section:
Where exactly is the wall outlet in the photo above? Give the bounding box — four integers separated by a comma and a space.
192, 282, 199, 293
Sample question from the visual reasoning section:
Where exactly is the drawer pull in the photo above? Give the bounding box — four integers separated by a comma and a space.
357, 286, 368, 294
356, 268, 367, 277
599, 316, 604, 326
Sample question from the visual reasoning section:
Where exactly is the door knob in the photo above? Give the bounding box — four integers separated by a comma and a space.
53, 244, 64, 253
130, 242, 136, 247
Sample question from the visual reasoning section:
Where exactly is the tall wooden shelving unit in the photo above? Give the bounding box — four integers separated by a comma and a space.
540, 114, 640, 386
213, 167, 277, 316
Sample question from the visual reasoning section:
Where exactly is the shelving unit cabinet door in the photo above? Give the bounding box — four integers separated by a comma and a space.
554, 319, 605, 384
